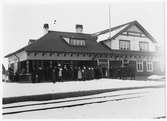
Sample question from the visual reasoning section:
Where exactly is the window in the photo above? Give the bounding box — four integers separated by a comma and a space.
69, 38, 86, 46
137, 60, 143, 72
81, 40, 86, 46
147, 61, 153, 72
63, 37, 86, 46
139, 42, 149, 51
70, 39, 74, 45
119, 40, 130, 50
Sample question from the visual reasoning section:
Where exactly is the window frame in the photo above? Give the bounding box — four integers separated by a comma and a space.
67, 38, 86, 46
136, 60, 143, 72
146, 61, 153, 72
139, 41, 149, 51
119, 40, 130, 50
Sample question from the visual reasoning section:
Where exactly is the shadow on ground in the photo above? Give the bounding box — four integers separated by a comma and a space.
3, 85, 164, 104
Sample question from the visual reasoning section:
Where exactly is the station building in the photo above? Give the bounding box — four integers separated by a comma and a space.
5, 20, 163, 82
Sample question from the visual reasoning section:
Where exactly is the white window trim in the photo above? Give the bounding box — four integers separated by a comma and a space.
68, 38, 86, 46
119, 40, 130, 50
146, 61, 153, 72
139, 41, 149, 51
136, 60, 143, 72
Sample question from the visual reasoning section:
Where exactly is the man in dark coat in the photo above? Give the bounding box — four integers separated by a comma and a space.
52, 67, 56, 83
128, 64, 136, 80
8, 67, 14, 81
55, 66, 59, 82
32, 67, 36, 83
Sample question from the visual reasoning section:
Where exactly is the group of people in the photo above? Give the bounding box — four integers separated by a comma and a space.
77, 66, 96, 80
109, 65, 136, 80
8, 63, 136, 82
30, 64, 103, 83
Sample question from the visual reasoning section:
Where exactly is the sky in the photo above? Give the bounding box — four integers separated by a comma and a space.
2, 0, 165, 68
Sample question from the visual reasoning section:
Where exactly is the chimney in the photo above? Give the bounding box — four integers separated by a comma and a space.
43, 23, 49, 34
28, 39, 35, 45
75, 24, 83, 33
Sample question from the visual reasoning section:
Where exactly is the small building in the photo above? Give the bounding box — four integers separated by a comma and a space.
5, 21, 163, 82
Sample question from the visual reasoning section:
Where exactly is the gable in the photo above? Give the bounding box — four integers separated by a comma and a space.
121, 22, 157, 43
96, 21, 157, 43
126, 25, 142, 33
120, 24, 147, 38
96, 24, 129, 42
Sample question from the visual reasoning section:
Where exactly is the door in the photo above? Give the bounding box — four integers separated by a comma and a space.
109, 60, 122, 77
98, 59, 109, 77
129, 60, 136, 72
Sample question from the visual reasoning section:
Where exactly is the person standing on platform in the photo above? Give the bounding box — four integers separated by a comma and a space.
82, 66, 86, 81
14, 71, 19, 82
87, 67, 90, 80
58, 64, 63, 82
78, 67, 82, 80
32, 67, 36, 83
36, 67, 40, 83
69, 66, 73, 80
8, 67, 14, 81
52, 67, 56, 83
48, 66, 52, 82
63, 65, 67, 80
38, 66, 43, 82
73, 66, 77, 80
90, 67, 94, 80
55, 66, 59, 82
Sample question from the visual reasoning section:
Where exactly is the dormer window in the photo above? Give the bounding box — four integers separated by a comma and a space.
139, 41, 149, 51
63, 37, 86, 46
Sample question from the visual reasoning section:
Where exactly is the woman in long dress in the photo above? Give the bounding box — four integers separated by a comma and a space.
78, 68, 82, 80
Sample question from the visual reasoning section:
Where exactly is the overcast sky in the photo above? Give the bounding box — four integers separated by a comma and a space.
2, 0, 165, 68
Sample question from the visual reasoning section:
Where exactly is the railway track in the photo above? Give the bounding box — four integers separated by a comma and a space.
3, 90, 148, 115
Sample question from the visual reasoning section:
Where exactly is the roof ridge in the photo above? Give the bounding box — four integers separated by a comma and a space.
48, 30, 92, 35
92, 20, 137, 36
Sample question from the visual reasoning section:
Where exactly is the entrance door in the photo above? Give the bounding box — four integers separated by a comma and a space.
109, 60, 122, 78
129, 60, 136, 73
98, 59, 109, 77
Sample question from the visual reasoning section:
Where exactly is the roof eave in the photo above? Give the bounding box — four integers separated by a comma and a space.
4, 47, 26, 58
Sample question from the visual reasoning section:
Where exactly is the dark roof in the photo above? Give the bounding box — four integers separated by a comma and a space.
25, 31, 111, 53
5, 31, 111, 57
93, 20, 157, 43
5, 21, 157, 58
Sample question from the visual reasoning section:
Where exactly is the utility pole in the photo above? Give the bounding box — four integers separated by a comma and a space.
108, 5, 111, 38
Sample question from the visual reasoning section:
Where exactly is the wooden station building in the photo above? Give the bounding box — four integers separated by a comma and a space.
5, 21, 163, 82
